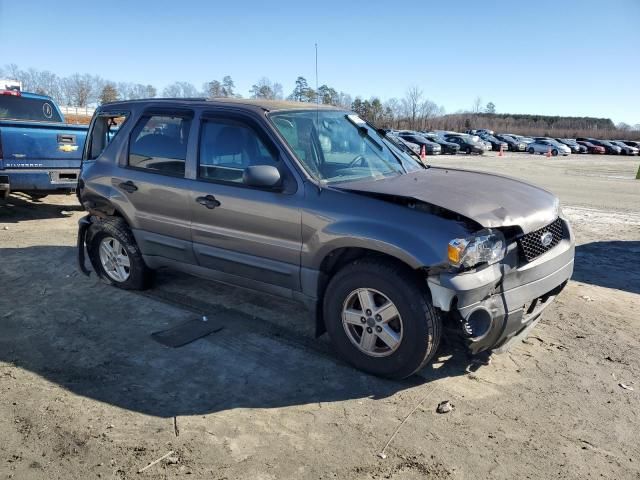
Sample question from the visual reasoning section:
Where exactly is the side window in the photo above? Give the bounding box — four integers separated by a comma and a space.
128, 114, 191, 176
198, 118, 278, 184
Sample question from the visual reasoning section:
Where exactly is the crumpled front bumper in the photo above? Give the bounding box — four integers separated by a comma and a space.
427, 217, 575, 354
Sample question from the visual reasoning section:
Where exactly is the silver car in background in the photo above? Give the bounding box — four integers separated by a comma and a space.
528, 139, 571, 156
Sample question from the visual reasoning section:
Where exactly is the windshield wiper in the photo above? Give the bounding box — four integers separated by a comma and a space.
346, 115, 384, 151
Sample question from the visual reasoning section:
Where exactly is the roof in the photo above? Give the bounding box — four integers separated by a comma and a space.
103, 97, 344, 112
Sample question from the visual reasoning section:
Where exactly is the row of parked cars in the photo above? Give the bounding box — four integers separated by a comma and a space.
386, 130, 491, 156
471, 129, 640, 156
384, 128, 640, 157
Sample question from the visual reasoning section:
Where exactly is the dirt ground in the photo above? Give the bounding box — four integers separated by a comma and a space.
1, 152, 639, 480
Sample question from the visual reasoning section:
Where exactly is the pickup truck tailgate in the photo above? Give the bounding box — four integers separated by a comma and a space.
0, 120, 87, 170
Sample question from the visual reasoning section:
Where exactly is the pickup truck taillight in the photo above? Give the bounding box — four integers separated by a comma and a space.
0, 89, 21, 96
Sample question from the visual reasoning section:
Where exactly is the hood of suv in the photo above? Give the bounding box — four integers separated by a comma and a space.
337, 167, 558, 234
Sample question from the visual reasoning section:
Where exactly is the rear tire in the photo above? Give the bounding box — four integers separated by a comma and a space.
87, 217, 150, 290
28, 193, 48, 200
323, 258, 441, 379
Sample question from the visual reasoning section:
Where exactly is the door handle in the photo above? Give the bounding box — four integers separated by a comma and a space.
118, 181, 138, 193
195, 195, 221, 209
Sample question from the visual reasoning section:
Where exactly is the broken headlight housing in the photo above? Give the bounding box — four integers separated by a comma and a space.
448, 229, 506, 269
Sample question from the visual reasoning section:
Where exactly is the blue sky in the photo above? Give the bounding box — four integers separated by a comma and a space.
1, 0, 639, 124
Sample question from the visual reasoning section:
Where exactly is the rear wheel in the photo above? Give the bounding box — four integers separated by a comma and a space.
323, 258, 441, 379
28, 193, 48, 200
87, 217, 150, 290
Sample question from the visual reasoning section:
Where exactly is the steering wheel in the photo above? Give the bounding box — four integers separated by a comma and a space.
348, 155, 368, 168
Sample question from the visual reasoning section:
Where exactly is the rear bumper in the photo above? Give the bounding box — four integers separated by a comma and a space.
0, 168, 80, 194
428, 217, 575, 354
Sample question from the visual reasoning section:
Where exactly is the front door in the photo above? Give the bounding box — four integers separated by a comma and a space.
187, 113, 303, 294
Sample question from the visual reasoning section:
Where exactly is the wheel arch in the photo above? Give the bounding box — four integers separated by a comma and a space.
311, 245, 433, 337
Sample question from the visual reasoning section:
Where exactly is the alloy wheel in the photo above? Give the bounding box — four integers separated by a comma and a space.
341, 288, 403, 357
98, 236, 131, 282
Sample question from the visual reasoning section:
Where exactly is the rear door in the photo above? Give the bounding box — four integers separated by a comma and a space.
186, 111, 303, 294
109, 109, 196, 263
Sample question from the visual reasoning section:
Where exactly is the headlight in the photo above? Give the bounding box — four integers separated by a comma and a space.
448, 230, 506, 268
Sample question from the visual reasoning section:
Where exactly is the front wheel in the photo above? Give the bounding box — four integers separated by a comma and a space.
323, 258, 441, 379
465, 147, 471, 154
528, 147, 535, 154
552, 149, 559, 156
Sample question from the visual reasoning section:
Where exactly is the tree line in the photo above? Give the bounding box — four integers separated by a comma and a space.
2, 63, 637, 139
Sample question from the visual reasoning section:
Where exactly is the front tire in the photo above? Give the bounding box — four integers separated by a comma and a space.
528, 147, 535, 154
552, 149, 558, 156
87, 217, 150, 290
323, 258, 441, 379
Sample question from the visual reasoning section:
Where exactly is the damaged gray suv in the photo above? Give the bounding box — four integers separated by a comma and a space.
77, 99, 574, 379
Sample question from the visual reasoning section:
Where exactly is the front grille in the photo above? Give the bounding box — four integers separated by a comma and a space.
518, 218, 564, 262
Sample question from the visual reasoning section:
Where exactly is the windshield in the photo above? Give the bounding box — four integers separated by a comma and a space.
270, 110, 423, 184
0, 95, 63, 122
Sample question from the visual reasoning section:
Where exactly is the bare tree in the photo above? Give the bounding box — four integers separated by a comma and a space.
402, 86, 423, 129
67, 74, 94, 107
471, 96, 483, 114
162, 81, 199, 98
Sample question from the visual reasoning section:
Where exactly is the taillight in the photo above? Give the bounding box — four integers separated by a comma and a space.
0, 89, 21, 96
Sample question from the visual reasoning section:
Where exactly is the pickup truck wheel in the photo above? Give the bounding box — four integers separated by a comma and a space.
29, 193, 48, 200
323, 258, 441, 379
87, 218, 150, 290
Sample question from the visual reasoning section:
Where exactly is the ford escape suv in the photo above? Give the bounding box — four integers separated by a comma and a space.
77, 98, 574, 379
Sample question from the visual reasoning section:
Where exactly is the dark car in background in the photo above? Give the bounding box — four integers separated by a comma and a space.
576, 140, 605, 154
397, 131, 442, 155
495, 134, 527, 152
444, 134, 486, 154
477, 132, 509, 151
555, 138, 587, 154
423, 133, 460, 154
609, 140, 638, 155
622, 140, 640, 150
576, 138, 621, 155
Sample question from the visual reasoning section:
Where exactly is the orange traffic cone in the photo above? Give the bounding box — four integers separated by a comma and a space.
546, 147, 552, 158
498, 144, 504, 157
420, 144, 426, 161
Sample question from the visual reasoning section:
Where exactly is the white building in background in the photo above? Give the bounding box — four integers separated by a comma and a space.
0, 79, 22, 91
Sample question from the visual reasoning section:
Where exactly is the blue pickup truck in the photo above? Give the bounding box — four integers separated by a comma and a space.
0, 89, 88, 199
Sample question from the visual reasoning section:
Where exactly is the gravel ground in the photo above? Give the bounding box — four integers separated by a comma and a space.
1, 152, 639, 479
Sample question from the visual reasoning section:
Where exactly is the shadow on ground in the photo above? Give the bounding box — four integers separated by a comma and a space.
0, 193, 83, 223
1, 245, 478, 419
573, 241, 640, 294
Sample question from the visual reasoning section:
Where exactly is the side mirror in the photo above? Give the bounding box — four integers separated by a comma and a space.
243, 165, 282, 190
